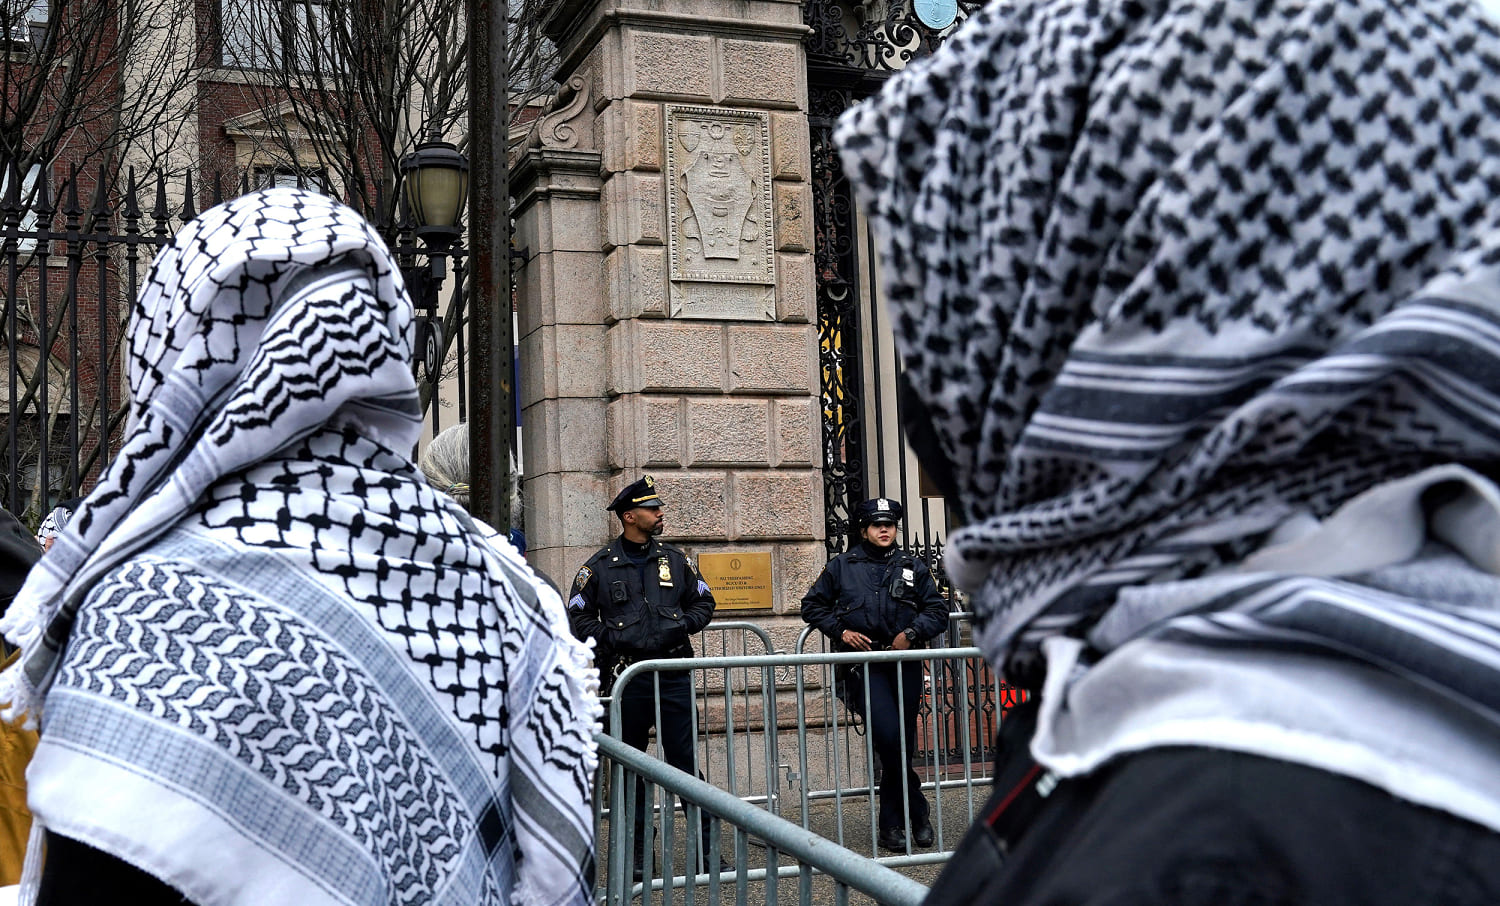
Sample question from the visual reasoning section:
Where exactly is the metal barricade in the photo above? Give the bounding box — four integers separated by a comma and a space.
597, 732, 928, 906
695, 620, 779, 658
609, 622, 782, 808
793, 622, 1016, 838
591, 621, 784, 860
598, 648, 1000, 879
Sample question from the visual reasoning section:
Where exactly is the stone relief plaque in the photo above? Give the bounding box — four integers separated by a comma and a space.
665, 105, 776, 320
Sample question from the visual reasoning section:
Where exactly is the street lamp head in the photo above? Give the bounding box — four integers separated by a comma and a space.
400, 138, 469, 252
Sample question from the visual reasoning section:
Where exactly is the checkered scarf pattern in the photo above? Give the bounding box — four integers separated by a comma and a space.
32, 505, 70, 549
837, 0, 1500, 675
0, 189, 599, 906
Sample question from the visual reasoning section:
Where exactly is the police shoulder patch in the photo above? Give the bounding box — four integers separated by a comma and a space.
572, 565, 593, 593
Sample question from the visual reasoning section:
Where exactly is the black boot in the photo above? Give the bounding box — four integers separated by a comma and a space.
913, 820, 935, 847
878, 826, 906, 852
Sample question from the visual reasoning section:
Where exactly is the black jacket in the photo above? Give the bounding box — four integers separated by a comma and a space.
800, 542, 948, 648
567, 536, 716, 659
0, 507, 39, 618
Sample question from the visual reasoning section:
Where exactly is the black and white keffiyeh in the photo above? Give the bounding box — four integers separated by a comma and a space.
0, 189, 599, 906
32, 504, 70, 550
837, 0, 1500, 682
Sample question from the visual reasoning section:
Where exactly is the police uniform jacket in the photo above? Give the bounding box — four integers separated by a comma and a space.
800, 544, 948, 649
567, 537, 717, 659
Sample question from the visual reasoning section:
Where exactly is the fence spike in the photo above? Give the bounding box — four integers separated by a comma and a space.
34, 165, 52, 218
62, 165, 81, 220
240, 170, 250, 196
152, 171, 171, 236
123, 168, 141, 221
181, 171, 197, 222
0, 161, 18, 216
211, 172, 223, 206
91, 165, 111, 219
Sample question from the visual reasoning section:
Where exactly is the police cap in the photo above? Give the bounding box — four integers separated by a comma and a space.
607, 475, 664, 513
854, 497, 903, 527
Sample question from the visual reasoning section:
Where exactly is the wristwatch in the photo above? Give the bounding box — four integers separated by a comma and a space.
902, 628, 919, 644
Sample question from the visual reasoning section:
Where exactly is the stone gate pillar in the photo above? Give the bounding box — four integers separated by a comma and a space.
516, 0, 825, 639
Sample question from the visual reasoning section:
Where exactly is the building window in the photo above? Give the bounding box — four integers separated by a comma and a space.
220, 0, 338, 72
1, 0, 47, 47
1, 163, 42, 252
254, 165, 328, 193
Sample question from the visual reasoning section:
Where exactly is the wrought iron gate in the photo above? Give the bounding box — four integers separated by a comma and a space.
805, 0, 984, 563
804, 3, 1011, 768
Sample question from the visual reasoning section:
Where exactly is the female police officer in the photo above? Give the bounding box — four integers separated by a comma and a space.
800, 497, 949, 851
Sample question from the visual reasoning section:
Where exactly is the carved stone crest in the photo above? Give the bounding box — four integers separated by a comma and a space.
666, 105, 775, 319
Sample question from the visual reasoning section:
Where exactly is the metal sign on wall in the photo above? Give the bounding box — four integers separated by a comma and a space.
698, 552, 774, 611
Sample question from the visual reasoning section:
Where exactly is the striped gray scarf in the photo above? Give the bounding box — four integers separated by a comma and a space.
836, 0, 1500, 700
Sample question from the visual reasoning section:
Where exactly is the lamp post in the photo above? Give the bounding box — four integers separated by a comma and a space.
399, 137, 469, 389
401, 137, 470, 276
468, 0, 510, 531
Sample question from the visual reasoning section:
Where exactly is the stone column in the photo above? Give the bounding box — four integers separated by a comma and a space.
528, 0, 826, 638
513, 87, 612, 586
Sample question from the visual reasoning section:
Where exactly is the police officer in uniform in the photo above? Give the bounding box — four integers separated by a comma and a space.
800, 497, 949, 852
567, 475, 725, 877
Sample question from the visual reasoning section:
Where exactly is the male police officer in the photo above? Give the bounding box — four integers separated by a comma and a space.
800, 497, 949, 852
567, 475, 724, 877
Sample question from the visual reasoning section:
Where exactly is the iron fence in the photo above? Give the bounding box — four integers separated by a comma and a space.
0, 165, 467, 532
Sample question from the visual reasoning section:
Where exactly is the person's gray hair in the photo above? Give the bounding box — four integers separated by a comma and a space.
419, 423, 522, 518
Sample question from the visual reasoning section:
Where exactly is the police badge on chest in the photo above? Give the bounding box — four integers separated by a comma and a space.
658, 558, 673, 586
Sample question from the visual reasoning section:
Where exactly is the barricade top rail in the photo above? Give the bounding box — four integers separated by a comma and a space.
617, 647, 983, 673
698, 620, 778, 650
596, 732, 931, 906
794, 613, 975, 654
606, 647, 985, 729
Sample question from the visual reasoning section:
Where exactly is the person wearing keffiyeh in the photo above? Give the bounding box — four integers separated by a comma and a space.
838, 0, 1500, 901
0, 188, 600, 906
30, 500, 79, 554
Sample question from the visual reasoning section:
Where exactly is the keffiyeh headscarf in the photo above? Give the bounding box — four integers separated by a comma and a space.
31, 503, 71, 550
0, 189, 599, 906
837, 0, 1500, 674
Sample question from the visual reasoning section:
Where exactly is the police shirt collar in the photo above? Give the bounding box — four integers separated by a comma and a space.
854, 540, 898, 560
611, 534, 659, 559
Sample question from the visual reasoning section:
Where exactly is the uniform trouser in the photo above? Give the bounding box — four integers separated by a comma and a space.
845, 659, 930, 833
617, 671, 717, 864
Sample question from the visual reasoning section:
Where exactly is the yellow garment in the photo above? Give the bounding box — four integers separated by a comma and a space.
0, 650, 35, 886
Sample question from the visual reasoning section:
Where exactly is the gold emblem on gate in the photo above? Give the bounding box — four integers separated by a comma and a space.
658, 558, 673, 586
